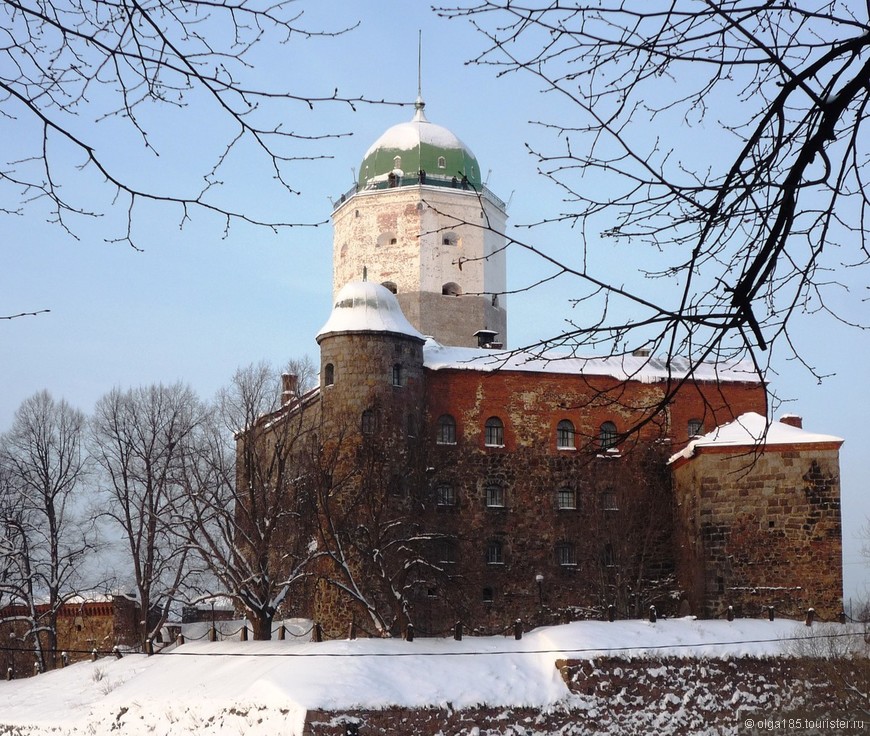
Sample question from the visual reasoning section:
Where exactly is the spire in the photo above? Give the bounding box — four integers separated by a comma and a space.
414, 30, 427, 122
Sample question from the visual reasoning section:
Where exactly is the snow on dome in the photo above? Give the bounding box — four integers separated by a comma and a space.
316, 281, 425, 342
669, 412, 843, 464
357, 102, 482, 188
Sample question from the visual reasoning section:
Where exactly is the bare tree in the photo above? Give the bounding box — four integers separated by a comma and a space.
90, 382, 204, 647
0, 391, 92, 670
438, 2, 870, 395
307, 416, 443, 636
179, 358, 317, 640
1, 0, 395, 248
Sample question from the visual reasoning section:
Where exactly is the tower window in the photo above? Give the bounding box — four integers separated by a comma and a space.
437, 156, 446, 169
324, 363, 334, 386
393, 155, 402, 169
361, 409, 376, 435
484, 416, 504, 447
437, 414, 456, 445
442, 232, 458, 246
442, 282, 462, 296
599, 421, 618, 450
556, 419, 575, 450
392, 363, 403, 387
688, 418, 704, 438
381, 281, 398, 294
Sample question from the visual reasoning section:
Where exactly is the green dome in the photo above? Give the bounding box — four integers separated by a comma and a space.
357, 100, 482, 189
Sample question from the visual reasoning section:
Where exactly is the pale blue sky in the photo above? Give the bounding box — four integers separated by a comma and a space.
2, 1, 868, 604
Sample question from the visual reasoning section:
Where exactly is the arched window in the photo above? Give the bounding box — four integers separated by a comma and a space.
393, 155, 402, 169
324, 363, 334, 386
442, 282, 462, 296
486, 539, 503, 565
485, 483, 505, 508
557, 487, 576, 510
442, 231, 457, 246
392, 363, 403, 387
437, 414, 456, 445
361, 409, 376, 435
556, 419, 575, 450
484, 416, 504, 447
556, 542, 576, 567
599, 421, 618, 450
381, 281, 398, 294
688, 418, 704, 438
437, 155, 447, 169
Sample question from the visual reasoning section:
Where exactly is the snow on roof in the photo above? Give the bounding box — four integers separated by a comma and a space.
316, 282, 425, 342
362, 105, 473, 158
669, 412, 843, 464
423, 340, 760, 384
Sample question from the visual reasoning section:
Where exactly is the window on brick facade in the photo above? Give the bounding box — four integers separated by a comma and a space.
688, 418, 703, 438
603, 543, 615, 567
482, 587, 494, 603
557, 487, 576, 510
485, 484, 505, 508
392, 363, 403, 387
407, 414, 416, 438
324, 363, 334, 386
361, 409, 376, 435
556, 419, 575, 449
484, 416, 504, 447
599, 421, 618, 450
486, 539, 503, 565
436, 539, 457, 564
601, 489, 618, 511
556, 542, 576, 567
437, 414, 456, 445
436, 484, 456, 507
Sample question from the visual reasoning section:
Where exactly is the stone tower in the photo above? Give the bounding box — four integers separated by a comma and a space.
331, 99, 508, 348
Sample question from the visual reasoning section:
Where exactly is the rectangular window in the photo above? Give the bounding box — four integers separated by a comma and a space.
557, 488, 576, 510
436, 485, 456, 507
485, 485, 504, 508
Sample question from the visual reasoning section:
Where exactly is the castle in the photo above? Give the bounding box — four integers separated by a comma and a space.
263, 98, 844, 635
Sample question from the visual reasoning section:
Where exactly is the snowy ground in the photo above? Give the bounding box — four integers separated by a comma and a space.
0, 618, 856, 735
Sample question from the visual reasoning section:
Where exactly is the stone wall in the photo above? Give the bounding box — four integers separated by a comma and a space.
672, 446, 843, 619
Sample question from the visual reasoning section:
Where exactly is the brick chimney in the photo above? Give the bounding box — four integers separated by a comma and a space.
281, 373, 298, 405
779, 414, 803, 429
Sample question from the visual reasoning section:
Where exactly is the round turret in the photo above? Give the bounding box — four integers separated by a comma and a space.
357, 99, 481, 189
316, 281, 425, 343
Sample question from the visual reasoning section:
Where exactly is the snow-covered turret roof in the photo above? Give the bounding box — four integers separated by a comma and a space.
669, 412, 843, 464
316, 281, 425, 343
423, 340, 759, 383
357, 99, 482, 188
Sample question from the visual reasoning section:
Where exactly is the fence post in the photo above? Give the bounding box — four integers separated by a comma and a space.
240, 625, 248, 641
726, 605, 734, 622
60, 651, 68, 668
805, 608, 815, 627
176, 633, 185, 647
513, 619, 523, 640
454, 621, 463, 641
767, 606, 775, 622
278, 624, 286, 641
92, 648, 98, 662
405, 623, 414, 642
113, 646, 122, 660
209, 625, 217, 642
33, 661, 40, 676
648, 605, 657, 623
839, 610, 847, 624
313, 623, 323, 643
6, 666, 12, 681
607, 604, 615, 622
145, 639, 154, 656
348, 620, 356, 640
